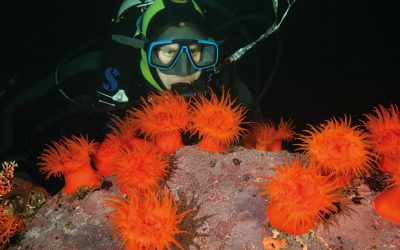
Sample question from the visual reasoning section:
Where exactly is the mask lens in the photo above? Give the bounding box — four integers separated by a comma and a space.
194, 41, 218, 68
148, 40, 218, 70
151, 42, 180, 68
188, 43, 203, 64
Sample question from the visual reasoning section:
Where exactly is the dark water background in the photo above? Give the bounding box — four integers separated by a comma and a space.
1, 0, 399, 132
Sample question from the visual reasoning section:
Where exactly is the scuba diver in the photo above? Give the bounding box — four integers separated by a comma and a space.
0, 0, 295, 190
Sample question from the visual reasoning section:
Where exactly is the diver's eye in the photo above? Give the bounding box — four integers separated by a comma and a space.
156, 44, 180, 64
189, 44, 202, 54
189, 44, 203, 63
159, 48, 178, 58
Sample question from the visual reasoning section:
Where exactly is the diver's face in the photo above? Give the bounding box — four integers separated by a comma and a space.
153, 24, 205, 89
157, 68, 202, 90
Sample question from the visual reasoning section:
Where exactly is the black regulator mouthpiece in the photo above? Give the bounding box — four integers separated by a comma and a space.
170, 80, 206, 99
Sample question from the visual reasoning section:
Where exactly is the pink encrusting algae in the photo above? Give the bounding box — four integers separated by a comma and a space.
296, 115, 374, 181
38, 135, 100, 194
257, 157, 345, 235
106, 189, 190, 250
362, 104, 400, 174
127, 91, 191, 155
190, 88, 247, 153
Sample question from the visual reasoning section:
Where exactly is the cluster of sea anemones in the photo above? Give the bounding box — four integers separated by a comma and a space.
243, 118, 295, 151
106, 189, 190, 250
258, 110, 396, 236
35, 83, 400, 244
257, 156, 345, 235
99, 89, 246, 248
123, 89, 248, 154
36, 89, 248, 196
37, 90, 248, 249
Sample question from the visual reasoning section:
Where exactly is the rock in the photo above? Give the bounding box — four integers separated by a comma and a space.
8, 177, 122, 250
8, 146, 400, 249
167, 146, 287, 249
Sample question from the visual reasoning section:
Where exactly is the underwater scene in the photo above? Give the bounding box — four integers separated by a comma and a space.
1, 0, 399, 249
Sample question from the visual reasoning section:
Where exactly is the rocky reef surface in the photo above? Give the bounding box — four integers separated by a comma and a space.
8, 146, 400, 249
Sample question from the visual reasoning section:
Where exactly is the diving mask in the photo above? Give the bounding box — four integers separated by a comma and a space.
147, 25, 219, 76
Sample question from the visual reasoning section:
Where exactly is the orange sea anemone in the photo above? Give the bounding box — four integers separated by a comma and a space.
0, 207, 24, 249
371, 159, 400, 224
127, 91, 191, 155
190, 89, 247, 153
38, 135, 100, 194
93, 134, 122, 177
243, 121, 275, 150
387, 171, 400, 191
106, 189, 190, 250
107, 115, 138, 139
114, 138, 168, 194
245, 119, 295, 151
362, 104, 400, 173
377, 154, 400, 174
272, 118, 295, 151
373, 187, 400, 224
93, 127, 163, 178
258, 157, 345, 235
296, 115, 374, 179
